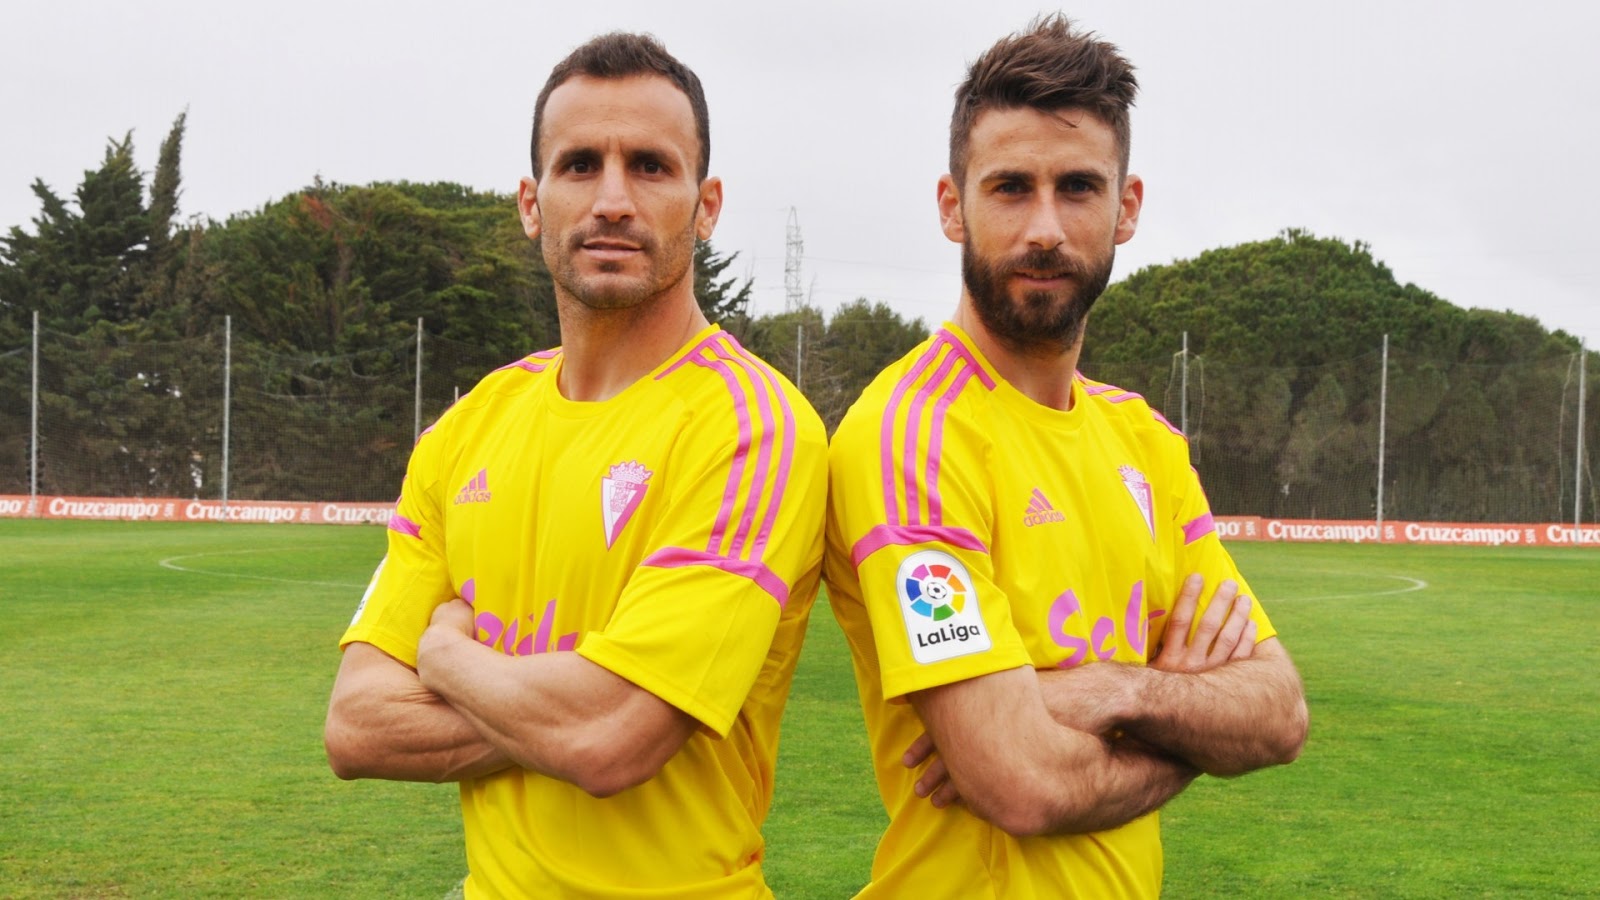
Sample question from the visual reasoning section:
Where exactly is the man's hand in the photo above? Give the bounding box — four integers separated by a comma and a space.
904, 732, 960, 809
418, 598, 476, 677
1151, 574, 1256, 673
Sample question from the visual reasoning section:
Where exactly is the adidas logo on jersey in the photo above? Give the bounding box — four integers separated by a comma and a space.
1023, 488, 1065, 527
454, 469, 491, 505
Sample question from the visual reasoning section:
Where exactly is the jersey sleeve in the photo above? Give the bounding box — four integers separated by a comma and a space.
829, 353, 1031, 701
1160, 459, 1277, 647
576, 372, 828, 739
339, 424, 458, 668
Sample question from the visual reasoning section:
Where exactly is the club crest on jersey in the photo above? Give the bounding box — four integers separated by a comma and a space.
1120, 465, 1155, 540
601, 460, 652, 549
896, 550, 992, 664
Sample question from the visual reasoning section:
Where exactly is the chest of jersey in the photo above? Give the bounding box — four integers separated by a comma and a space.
437, 394, 684, 656
984, 405, 1178, 668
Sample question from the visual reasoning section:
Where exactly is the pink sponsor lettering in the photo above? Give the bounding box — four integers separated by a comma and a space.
469, 593, 578, 657
1050, 580, 1165, 667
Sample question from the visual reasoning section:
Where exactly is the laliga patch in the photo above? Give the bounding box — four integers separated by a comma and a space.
896, 550, 992, 664
350, 557, 386, 626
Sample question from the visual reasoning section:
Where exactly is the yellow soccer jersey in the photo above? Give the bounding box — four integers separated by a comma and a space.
824, 324, 1276, 899
342, 325, 827, 900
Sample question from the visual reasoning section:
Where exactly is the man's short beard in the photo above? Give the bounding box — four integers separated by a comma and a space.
548, 219, 694, 312
961, 241, 1114, 355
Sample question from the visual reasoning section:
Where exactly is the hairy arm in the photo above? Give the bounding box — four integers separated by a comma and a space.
414, 599, 698, 798
324, 641, 512, 783
907, 666, 1197, 837
1040, 576, 1308, 777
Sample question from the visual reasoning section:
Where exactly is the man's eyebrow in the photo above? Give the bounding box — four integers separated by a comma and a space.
980, 169, 1035, 184
550, 147, 600, 170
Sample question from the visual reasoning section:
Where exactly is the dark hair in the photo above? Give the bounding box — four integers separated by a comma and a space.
949, 14, 1138, 186
530, 32, 711, 181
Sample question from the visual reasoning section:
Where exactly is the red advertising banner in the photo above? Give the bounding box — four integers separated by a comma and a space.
0, 495, 394, 526
2, 496, 1594, 546
1214, 516, 1600, 548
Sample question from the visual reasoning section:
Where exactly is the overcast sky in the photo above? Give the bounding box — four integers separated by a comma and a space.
5, 0, 1597, 349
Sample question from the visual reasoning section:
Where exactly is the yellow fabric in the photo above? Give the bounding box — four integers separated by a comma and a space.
343, 325, 827, 899
824, 324, 1275, 899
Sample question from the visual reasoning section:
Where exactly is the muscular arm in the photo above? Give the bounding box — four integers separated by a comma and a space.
1039, 577, 1308, 777
324, 641, 512, 783
415, 600, 698, 798
908, 666, 1197, 837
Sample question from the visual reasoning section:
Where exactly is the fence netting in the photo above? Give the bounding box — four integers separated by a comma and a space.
3, 324, 1596, 524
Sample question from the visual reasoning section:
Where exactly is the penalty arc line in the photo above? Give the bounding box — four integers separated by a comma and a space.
158, 548, 367, 590
1290, 574, 1429, 603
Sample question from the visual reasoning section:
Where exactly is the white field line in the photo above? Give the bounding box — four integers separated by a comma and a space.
1288, 573, 1429, 602
158, 548, 365, 589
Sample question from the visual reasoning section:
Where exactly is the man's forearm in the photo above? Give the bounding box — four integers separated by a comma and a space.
1043, 739, 1198, 834
1123, 647, 1307, 776
325, 643, 511, 783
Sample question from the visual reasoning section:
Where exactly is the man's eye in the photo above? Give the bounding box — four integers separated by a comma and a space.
641, 161, 663, 175
1064, 178, 1093, 193
570, 161, 592, 174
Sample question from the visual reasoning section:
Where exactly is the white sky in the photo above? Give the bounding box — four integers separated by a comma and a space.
4, 0, 1597, 349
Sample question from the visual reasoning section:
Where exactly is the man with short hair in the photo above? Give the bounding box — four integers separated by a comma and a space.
325, 32, 827, 899
823, 16, 1308, 897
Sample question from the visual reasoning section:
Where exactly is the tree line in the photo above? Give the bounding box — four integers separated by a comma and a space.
0, 116, 927, 501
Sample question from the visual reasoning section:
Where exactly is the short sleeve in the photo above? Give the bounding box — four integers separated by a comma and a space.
340, 426, 457, 667
577, 370, 827, 738
828, 364, 1030, 701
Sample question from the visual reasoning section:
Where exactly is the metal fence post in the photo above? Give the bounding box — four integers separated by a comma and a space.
1578, 341, 1588, 539
221, 315, 232, 508
414, 318, 424, 445
29, 309, 38, 517
1377, 334, 1389, 536
1180, 331, 1189, 436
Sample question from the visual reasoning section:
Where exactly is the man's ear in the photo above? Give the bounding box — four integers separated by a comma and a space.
695, 176, 724, 241
937, 174, 965, 244
517, 176, 541, 241
1114, 173, 1143, 246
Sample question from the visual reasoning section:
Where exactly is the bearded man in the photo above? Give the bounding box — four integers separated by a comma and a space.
822, 15, 1308, 898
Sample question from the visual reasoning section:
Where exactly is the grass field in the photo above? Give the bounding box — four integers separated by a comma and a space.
1, 519, 1596, 898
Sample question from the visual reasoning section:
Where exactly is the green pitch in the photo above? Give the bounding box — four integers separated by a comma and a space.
1, 520, 1595, 897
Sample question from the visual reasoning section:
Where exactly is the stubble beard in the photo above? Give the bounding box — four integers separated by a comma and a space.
548, 217, 697, 312
961, 240, 1115, 356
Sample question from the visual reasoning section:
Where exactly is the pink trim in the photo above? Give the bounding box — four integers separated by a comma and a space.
923, 366, 976, 525
901, 349, 960, 526
688, 351, 755, 554
387, 514, 421, 539
934, 330, 997, 389
1082, 382, 1120, 396
710, 337, 777, 557
1105, 390, 1144, 404
1183, 512, 1216, 545
495, 358, 552, 374
879, 341, 945, 525
643, 547, 789, 607
656, 330, 725, 379
849, 523, 987, 568
730, 342, 798, 557
1150, 409, 1185, 438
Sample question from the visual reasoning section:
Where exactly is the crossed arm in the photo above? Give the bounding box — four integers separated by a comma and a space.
904, 575, 1307, 836
324, 599, 696, 797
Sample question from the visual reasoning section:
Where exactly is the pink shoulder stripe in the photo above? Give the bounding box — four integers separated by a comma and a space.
672, 333, 795, 565
879, 340, 945, 526
729, 341, 799, 558
1183, 512, 1216, 545
387, 514, 421, 539
1150, 409, 1186, 438
706, 335, 780, 559
850, 523, 988, 568
878, 331, 993, 528
643, 547, 789, 608
656, 330, 726, 379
